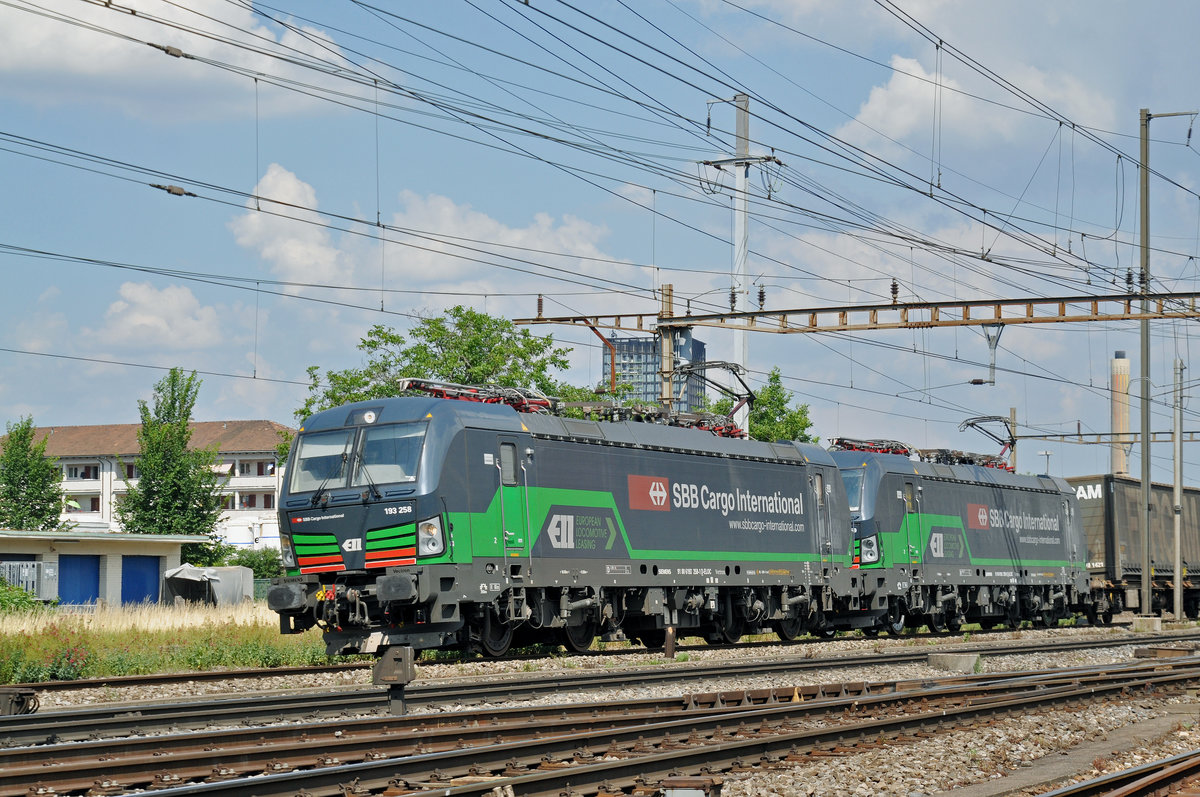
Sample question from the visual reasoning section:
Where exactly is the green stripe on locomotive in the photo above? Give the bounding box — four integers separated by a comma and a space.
445, 485, 845, 565
855, 511, 1075, 570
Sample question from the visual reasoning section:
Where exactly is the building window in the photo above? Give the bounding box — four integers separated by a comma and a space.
263, 493, 274, 510
125, 463, 139, 480
219, 495, 233, 510
90, 496, 100, 512
240, 494, 257, 509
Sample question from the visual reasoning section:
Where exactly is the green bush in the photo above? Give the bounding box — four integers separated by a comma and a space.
0, 579, 40, 613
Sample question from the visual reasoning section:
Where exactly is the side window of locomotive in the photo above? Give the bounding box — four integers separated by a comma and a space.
903, 483, 916, 513
290, 429, 354, 493
352, 422, 424, 487
500, 443, 518, 486
840, 468, 863, 512
813, 472, 825, 508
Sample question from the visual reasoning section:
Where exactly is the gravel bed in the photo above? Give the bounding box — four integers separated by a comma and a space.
35, 624, 1142, 710
29, 624, 1200, 795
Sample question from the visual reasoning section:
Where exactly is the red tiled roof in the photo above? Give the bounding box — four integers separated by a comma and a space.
13, 420, 294, 458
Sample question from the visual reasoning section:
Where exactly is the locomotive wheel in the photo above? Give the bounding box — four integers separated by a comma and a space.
979, 620, 998, 630
885, 614, 906, 635
926, 613, 947, 634
862, 627, 880, 637
561, 621, 597, 653
479, 611, 514, 658
773, 616, 805, 642
706, 615, 745, 645
945, 614, 963, 635
1101, 610, 1113, 625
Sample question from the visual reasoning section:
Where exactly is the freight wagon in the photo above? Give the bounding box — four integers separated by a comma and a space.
1067, 474, 1200, 619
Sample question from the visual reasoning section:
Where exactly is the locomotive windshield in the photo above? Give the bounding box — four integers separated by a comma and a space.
290, 429, 353, 494
352, 423, 424, 487
839, 468, 864, 512
289, 422, 426, 494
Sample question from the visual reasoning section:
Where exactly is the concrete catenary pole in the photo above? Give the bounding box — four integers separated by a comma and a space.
732, 93, 750, 433
1139, 108, 1152, 618
1174, 358, 1185, 619
1138, 107, 1196, 616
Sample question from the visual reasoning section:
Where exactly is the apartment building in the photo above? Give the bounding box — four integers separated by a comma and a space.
37, 420, 292, 549
601, 330, 708, 412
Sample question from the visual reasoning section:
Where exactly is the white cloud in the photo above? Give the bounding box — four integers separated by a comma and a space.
86, 282, 223, 349
0, 0, 348, 118
230, 164, 354, 290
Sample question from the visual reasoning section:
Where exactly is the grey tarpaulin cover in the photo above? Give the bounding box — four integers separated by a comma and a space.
161, 565, 254, 605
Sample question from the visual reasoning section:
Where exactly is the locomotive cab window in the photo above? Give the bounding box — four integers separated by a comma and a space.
903, 483, 917, 513
500, 443, 518, 486
840, 468, 863, 512
290, 429, 354, 494
352, 422, 425, 487
813, 472, 825, 508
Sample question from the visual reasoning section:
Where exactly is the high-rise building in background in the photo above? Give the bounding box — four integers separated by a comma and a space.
601, 330, 707, 412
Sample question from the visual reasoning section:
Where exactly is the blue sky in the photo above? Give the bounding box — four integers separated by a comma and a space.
3, 0, 1200, 483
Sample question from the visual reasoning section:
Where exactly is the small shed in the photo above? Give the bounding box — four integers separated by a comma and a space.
0, 528, 209, 605
162, 565, 254, 605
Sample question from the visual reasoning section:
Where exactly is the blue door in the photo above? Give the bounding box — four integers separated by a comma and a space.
58, 554, 100, 604
121, 555, 160, 604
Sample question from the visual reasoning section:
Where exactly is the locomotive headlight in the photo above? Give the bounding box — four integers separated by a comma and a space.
417, 517, 445, 557
278, 533, 297, 568
859, 535, 880, 564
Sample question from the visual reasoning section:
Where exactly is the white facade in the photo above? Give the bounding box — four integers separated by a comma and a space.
34, 420, 293, 551
59, 454, 283, 549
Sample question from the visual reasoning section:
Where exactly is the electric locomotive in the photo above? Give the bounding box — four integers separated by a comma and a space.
829, 438, 1090, 633
268, 380, 858, 657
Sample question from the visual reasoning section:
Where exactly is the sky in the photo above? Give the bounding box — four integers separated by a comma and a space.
2, 0, 1200, 484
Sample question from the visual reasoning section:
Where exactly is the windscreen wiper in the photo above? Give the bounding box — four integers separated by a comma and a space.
311, 439, 352, 507
354, 451, 382, 501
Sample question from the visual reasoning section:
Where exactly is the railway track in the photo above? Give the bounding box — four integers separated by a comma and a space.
12, 654, 1200, 797
1042, 748, 1200, 797
2, 629, 1187, 747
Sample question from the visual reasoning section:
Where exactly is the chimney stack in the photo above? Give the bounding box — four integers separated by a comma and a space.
1111, 351, 1130, 475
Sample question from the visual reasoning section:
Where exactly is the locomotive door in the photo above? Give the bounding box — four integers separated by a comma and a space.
497, 438, 530, 563
902, 481, 923, 575
812, 470, 833, 579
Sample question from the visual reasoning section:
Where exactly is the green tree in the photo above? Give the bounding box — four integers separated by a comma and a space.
713, 368, 817, 443
0, 416, 69, 531
115, 369, 228, 564
230, 547, 283, 579
298, 306, 573, 419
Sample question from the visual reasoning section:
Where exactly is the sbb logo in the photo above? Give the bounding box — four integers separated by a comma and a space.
628, 475, 671, 511
968, 503, 989, 530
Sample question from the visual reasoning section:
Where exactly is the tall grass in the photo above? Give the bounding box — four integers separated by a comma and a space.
0, 602, 336, 683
